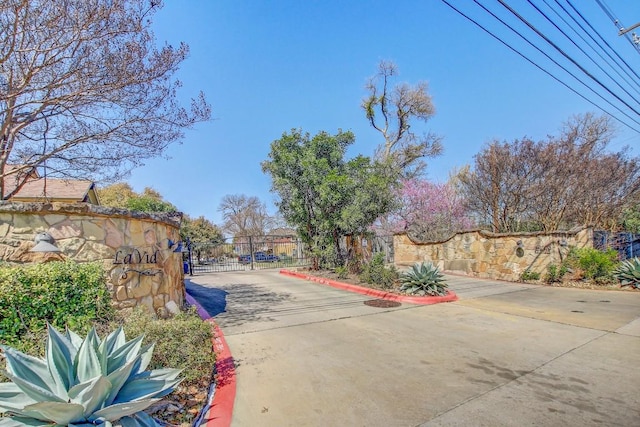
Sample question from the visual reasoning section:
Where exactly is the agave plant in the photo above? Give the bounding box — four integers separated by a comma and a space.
614, 257, 640, 289
399, 262, 448, 296
0, 324, 181, 426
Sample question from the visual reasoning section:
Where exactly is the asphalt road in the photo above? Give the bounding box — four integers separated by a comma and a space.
186, 270, 640, 427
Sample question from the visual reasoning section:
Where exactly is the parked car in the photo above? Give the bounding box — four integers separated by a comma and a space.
255, 251, 280, 262
238, 251, 280, 264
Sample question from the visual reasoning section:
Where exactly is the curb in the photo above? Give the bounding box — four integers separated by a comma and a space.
185, 293, 236, 427
279, 269, 458, 304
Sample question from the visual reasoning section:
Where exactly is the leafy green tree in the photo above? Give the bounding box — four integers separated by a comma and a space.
98, 183, 177, 213
262, 129, 395, 268
180, 215, 223, 244
621, 204, 640, 233
96, 182, 137, 208
125, 194, 177, 213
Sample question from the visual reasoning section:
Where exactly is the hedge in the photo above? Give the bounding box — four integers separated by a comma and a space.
0, 260, 114, 345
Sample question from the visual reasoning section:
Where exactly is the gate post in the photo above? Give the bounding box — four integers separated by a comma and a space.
249, 236, 255, 270
187, 238, 194, 276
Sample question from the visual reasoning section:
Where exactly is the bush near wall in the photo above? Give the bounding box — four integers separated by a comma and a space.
119, 308, 216, 386
564, 247, 619, 280
0, 260, 114, 346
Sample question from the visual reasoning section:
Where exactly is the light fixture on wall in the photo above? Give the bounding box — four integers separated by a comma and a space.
167, 239, 183, 253
515, 240, 524, 257
30, 232, 61, 253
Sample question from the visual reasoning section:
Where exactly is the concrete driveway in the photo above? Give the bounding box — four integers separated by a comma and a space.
186, 271, 640, 427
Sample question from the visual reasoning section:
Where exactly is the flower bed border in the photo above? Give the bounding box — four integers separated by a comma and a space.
280, 269, 458, 304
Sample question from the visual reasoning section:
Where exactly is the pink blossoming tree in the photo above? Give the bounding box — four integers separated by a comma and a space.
379, 179, 474, 242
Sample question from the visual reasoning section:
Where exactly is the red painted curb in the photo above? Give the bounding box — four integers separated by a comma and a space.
185, 293, 236, 427
279, 269, 458, 304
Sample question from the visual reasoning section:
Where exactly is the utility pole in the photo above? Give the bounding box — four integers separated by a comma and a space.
619, 21, 640, 47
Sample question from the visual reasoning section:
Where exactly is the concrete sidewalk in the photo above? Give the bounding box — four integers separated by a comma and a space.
188, 271, 640, 426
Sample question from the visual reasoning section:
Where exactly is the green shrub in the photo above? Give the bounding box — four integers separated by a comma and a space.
399, 262, 448, 296
359, 252, 399, 289
520, 270, 541, 281
0, 261, 114, 345
120, 307, 216, 386
334, 265, 349, 279
544, 264, 567, 283
565, 247, 619, 280
614, 257, 640, 289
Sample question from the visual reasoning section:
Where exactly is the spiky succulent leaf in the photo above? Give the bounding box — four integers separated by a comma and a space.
106, 335, 145, 375
46, 324, 77, 396
0, 325, 179, 425
104, 359, 140, 406
614, 257, 640, 288
98, 327, 125, 375
66, 328, 85, 350
20, 402, 86, 424
0, 417, 53, 426
67, 376, 112, 416
114, 374, 182, 403
75, 329, 102, 383
2, 370, 65, 404
118, 411, 159, 427
103, 327, 126, 356
0, 347, 54, 395
0, 382, 37, 412
90, 399, 161, 420
132, 368, 182, 382
132, 343, 155, 376
399, 262, 448, 296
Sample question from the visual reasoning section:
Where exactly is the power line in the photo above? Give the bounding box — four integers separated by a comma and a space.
496, 0, 640, 117
533, 0, 640, 103
564, 0, 640, 87
439, 0, 640, 132
548, 0, 640, 96
594, 0, 640, 55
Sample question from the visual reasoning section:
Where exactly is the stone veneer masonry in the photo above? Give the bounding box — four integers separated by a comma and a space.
394, 227, 593, 282
0, 202, 184, 315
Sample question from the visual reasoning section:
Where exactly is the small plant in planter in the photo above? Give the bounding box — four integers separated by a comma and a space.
0, 324, 181, 426
614, 257, 640, 289
399, 262, 448, 296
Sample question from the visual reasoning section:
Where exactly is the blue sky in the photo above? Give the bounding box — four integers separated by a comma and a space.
127, 0, 640, 225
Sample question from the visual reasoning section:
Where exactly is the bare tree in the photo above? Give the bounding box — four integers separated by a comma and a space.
460, 113, 640, 232
552, 114, 639, 230
0, 0, 210, 199
362, 60, 442, 177
218, 194, 273, 237
460, 138, 546, 232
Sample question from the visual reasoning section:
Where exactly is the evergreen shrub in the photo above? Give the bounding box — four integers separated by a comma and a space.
0, 260, 113, 345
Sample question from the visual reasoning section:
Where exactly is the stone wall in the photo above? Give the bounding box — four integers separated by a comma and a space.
0, 202, 185, 315
394, 227, 593, 282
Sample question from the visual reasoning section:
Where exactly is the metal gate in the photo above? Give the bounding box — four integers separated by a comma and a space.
186, 235, 311, 274
594, 231, 640, 260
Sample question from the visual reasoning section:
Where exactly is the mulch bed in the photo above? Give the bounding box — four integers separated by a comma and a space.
150, 377, 211, 426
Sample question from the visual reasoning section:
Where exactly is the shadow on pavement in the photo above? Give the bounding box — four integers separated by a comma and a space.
185, 280, 228, 317
185, 277, 294, 328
